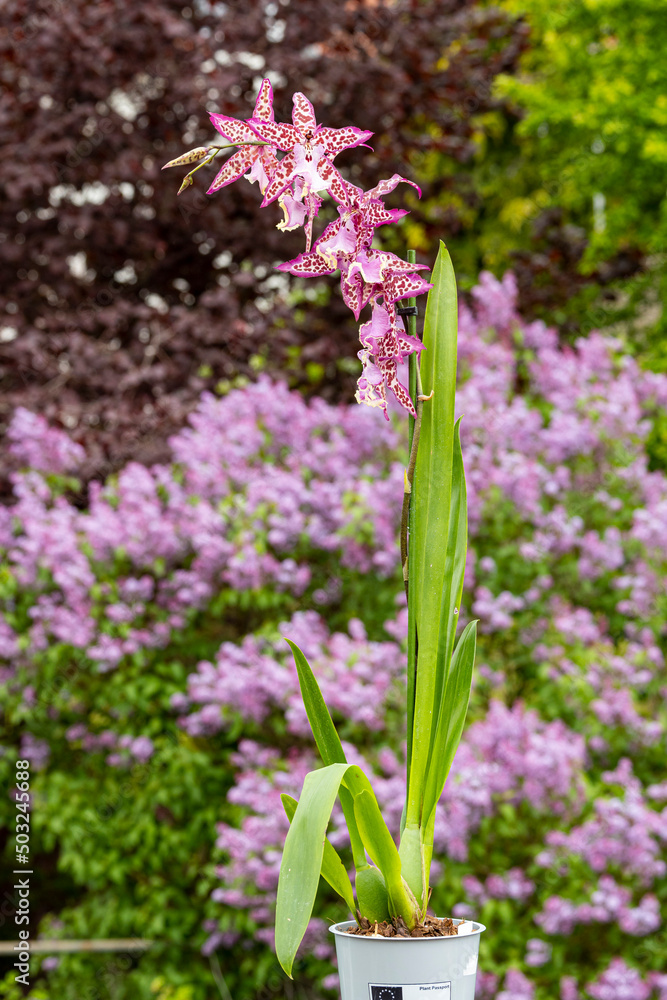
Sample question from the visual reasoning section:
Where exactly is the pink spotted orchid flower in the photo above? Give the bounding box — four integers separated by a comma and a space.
247, 92, 373, 207
356, 300, 425, 417
276, 174, 431, 416
277, 173, 429, 319
276, 173, 417, 276
244, 91, 372, 252
280, 238, 431, 418
163, 79, 432, 420
207, 78, 278, 195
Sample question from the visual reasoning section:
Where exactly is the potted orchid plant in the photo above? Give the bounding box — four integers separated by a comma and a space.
164, 79, 483, 998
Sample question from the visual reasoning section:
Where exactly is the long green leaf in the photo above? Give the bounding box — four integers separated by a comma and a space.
276, 763, 349, 977
276, 763, 419, 974
284, 638, 346, 765
349, 786, 400, 883
397, 823, 426, 908
421, 619, 477, 829
434, 418, 468, 700
405, 242, 458, 829
280, 793, 355, 914
284, 637, 366, 869
416, 417, 469, 825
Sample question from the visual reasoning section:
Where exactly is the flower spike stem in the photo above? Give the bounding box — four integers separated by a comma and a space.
400, 250, 425, 599
402, 249, 421, 821
399, 370, 425, 595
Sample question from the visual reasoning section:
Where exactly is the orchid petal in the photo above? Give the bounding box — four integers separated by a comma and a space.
313, 214, 345, 245
318, 215, 357, 257
318, 157, 350, 205
363, 201, 403, 228
248, 119, 301, 151
209, 114, 257, 144
374, 250, 430, 274
359, 321, 385, 356
304, 193, 323, 252
360, 362, 384, 386
348, 251, 384, 285
248, 147, 279, 193
382, 272, 434, 304
341, 270, 371, 320
254, 78, 275, 121
277, 192, 308, 232
374, 303, 401, 358
376, 356, 416, 416
343, 180, 364, 207
292, 143, 330, 195
310, 214, 347, 250
397, 331, 425, 356
386, 208, 410, 223
207, 146, 258, 194
261, 150, 297, 205
316, 126, 374, 156
367, 173, 422, 201
292, 92, 317, 135
355, 350, 388, 417
276, 249, 337, 277
359, 301, 394, 350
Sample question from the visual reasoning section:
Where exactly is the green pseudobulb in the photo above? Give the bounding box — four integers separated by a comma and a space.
355, 865, 390, 923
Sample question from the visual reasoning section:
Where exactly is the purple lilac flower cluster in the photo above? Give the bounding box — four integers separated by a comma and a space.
585, 959, 667, 1000
164, 79, 432, 419
7, 407, 86, 476
178, 276, 667, 990
174, 610, 405, 738
536, 759, 667, 891
535, 873, 660, 937
3, 272, 667, 996
1, 378, 401, 677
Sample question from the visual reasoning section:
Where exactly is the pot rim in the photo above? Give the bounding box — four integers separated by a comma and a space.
329, 918, 486, 939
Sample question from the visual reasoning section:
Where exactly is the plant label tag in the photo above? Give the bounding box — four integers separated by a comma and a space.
369, 983, 451, 1000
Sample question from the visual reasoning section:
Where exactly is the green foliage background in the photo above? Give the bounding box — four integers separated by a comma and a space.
415, 0, 666, 365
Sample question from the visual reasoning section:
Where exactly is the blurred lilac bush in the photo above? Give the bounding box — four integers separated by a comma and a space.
1, 378, 402, 676
1, 271, 667, 998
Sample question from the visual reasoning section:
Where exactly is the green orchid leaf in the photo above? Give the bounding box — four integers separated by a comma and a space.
396, 822, 425, 907
422, 619, 478, 829
350, 788, 400, 882
417, 417, 470, 827
346, 777, 419, 925
284, 637, 366, 869
276, 762, 349, 977
355, 864, 390, 923
276, 762, 420, 975
284, 638, 346, 765
280, 793, 355, 914
436, 417, 468, 698
405, 242, 459, 830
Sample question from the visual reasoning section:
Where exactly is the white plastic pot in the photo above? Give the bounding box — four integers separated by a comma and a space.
329, 919, 485, 1000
